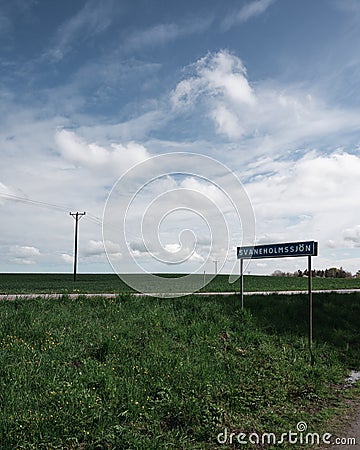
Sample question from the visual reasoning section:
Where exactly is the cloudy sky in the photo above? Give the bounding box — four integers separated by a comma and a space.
1, 0, 360, 276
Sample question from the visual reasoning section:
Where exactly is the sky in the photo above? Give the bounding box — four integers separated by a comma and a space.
1, 0, 360, 277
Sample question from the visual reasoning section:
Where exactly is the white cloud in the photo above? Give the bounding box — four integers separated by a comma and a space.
78, 110, 166, 142
61, 253, 74, 264
179, 176, 232, 210
10, 258, 36, 265
171, 50, 360, 151
7, 245, 41, 266
211, 105, 243, 139
10, 245, 41, 258
124, 17, 213, 51
125, 23, 181, 50
0, 182, 14, 195
0, 182, 18, 204
83, 239, 122, 258
43, 0, 115, 62
129, 239, 205, 266
343, 225, 360, 247
55, 129, 151, 175
171, 50, 255, 108
222, 0, 276, 29
244, 151, 360, 261
164, 243, 204, 263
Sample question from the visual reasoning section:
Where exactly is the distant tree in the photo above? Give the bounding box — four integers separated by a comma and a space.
324, 267, 352, 278
325, 267, 337, 278
278, 267, 352, 278
272, 270, 286, 277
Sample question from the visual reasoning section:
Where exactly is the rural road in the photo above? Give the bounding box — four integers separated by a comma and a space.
0, 289, 359, 300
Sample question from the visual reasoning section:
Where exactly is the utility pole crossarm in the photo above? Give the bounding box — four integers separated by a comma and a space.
70, 212, 86, 282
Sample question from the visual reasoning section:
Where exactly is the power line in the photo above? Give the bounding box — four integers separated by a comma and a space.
0, 192, 101, 224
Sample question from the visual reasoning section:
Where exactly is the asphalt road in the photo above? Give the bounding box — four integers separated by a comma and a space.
0, 289, 359, 300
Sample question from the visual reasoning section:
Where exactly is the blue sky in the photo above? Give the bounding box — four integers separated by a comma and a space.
1, 0, 360, 276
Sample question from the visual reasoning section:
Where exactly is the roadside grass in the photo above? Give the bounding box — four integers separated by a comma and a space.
0, 293, 359, 449
203, 274, 360, 293
0, 273, 359, 294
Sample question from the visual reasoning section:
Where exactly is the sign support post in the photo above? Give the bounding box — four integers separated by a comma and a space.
308, 255, 313, 351
240, 258, 244, 310
237, 240, 318, 356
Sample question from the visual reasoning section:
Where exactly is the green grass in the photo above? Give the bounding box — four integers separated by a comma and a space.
0, 293, 359, 449
204, 274, 360, 292
0, 273, 359, 294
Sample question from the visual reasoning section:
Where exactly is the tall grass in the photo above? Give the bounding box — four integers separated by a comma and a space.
0, 293, 359, 449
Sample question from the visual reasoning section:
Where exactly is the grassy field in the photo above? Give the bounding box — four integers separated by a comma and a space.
0, 292, 359, 449
0, 273, 360, 294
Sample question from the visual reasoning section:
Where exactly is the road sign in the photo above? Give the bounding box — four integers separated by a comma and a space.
237, 241, 318, 260
236, 240, 318, 359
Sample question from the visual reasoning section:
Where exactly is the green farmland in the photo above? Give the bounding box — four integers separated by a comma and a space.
0, 291, 359, 449
0, 273, 359, 294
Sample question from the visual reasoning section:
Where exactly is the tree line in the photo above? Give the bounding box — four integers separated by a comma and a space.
272, 267, 356, 278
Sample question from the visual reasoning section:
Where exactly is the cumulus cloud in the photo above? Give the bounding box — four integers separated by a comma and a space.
8, 245, 41, 265
61, 253, 74, 264
245, 151, 360, 251
129, 239, 204, 265
83, 239, 122, 259
179, 176, 231, 210
10, 245, 41, 257
211, 105, 243, 139
164, 244, 204, 263
172, 50, 255, 109
55, 129, 151, 175
171, 50, 360, 148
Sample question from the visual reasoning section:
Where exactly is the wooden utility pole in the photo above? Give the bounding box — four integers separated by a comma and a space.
70, 212, 86, 282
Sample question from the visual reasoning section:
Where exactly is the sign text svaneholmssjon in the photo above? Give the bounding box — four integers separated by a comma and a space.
237, 241, 318, 260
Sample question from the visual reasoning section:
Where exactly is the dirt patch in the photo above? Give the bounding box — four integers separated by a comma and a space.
320, 396, 360, 449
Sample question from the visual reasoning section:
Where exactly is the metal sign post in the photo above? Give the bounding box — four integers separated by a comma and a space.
240, 258, 244, 310
308, 255, 313, 351
237, 240, 318, 353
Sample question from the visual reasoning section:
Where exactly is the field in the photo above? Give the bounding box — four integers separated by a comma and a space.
1, 273, 360, 294
0, 290, 359, 449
